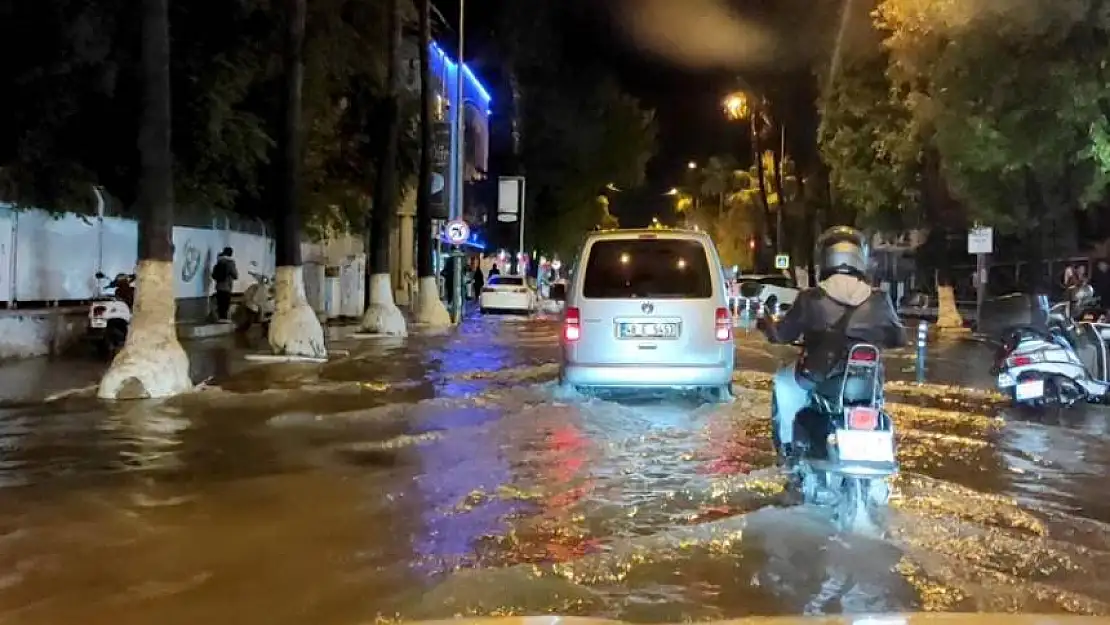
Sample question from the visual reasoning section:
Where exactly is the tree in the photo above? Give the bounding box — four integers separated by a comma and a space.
878, 0, 1110, 295
97, 0, 191, 399
522, 76, 657, 259
494, 2, 656, 260
596, 194, 620, 229
265, 0, 328, 358
359, 0, 407, 335
815, 31, 971, 328
411, 0, 450, 327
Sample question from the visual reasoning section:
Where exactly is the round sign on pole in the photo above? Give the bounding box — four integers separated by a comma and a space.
446, 219, 470, 245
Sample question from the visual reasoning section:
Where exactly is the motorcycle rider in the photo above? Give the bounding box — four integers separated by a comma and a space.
760, 226, 907, 460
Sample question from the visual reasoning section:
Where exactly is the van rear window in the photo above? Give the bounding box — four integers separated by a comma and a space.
582, 239, 713, 299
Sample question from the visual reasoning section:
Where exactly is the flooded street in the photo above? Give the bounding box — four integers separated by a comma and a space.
3, 316, 1110, 624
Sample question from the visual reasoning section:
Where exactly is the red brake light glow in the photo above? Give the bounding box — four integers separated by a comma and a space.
846, 407, 880, 430
715, 307, 731, 341
563, 307, 581, 342
848, 348, 878, 362
1008, 355, 1034, 367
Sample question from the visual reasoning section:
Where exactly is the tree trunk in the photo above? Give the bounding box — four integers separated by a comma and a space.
98, 0, 191, 400
359, 0, 407, 335
772, 145, 785, 253
1023, 169, 1049, 298
413, 0, 450, 326
797, 175, 817, 285
751, 120, 773, 272
266, 0, 327, 359
934, 260, 965, 330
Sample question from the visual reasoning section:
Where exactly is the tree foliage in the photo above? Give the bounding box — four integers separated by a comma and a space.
878, 0, 1110, 233
819, 0, 1110, 242
0, 0, 416, 231
499, 2, 658, 258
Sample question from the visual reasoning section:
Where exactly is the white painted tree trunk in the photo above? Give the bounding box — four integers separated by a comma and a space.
360, 273, 408, 336
98, 259, 192, 400
268, 265, 328, 358
935, 284, 964, 329
414, 275, 452, 326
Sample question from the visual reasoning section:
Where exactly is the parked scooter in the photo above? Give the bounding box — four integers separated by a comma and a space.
992, 286, 1110, 407
234, 264, 274, 333
88, 271, 135, 359
785, 343, 898, 530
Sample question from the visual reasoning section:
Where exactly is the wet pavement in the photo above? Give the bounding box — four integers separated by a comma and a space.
3, 315, 1110, 623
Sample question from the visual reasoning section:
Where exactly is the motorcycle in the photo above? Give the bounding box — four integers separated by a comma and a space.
786, 343, 898, 530
234, 266, 275, 333
992, 287, 1110, 407
88, 271, 135, 358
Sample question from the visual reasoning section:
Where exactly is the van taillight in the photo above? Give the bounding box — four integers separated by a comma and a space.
715, 307, 731, 341
563, 307, 581, 342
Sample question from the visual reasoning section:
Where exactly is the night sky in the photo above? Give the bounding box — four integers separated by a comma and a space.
431, 0, 818, 227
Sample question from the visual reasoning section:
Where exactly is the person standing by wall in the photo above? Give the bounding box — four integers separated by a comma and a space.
211, 247, 238, 322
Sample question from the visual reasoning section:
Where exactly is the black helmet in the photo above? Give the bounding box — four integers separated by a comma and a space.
816, 226, 869, 279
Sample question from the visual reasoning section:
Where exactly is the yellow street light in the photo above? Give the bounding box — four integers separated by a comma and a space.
723, 92, 751, 121
687, 161, 697, 170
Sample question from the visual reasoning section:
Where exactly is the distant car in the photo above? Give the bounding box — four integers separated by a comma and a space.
479, 275, 535, 314
554, 228, 735, 401
735, 273, 799, 318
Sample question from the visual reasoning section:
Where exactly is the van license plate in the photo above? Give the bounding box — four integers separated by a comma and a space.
1015, 379, 1045, 401
618, 322, 679, 339
90, 318, 107, 329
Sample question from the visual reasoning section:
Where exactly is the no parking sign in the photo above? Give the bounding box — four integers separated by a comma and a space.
446, 219, 470, 245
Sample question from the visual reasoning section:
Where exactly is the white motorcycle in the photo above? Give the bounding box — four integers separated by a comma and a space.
993, 287, 1110, 407
234, 266, 275, 333
88, 271, 135, 358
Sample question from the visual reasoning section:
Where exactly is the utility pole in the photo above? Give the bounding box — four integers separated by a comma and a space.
450, 0, 466, 323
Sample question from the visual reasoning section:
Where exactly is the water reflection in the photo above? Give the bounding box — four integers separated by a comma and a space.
412, 401, 516, 575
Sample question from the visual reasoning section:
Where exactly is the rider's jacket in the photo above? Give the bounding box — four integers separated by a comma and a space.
763, 274, 907, 379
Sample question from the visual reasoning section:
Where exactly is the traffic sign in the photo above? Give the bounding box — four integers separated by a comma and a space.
445, 219, 470, 245
774, 254, 790, 269
967, 226, 993, 254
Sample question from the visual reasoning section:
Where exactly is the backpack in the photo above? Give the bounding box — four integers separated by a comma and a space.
800, 292, 865, 379
212, 259, 228, 282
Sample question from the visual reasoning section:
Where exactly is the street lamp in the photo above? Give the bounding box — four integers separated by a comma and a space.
605, 182, 620, 192
665, 187, 679, 196
723, 86, 786, 262
687, 161, 697, 170
723, 92, 751, 122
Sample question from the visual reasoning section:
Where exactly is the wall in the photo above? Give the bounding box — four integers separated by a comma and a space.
0, 204, 363, 306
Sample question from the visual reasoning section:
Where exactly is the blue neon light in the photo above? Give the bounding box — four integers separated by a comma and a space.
439, 230, 487, 250
429, 41, 493, 107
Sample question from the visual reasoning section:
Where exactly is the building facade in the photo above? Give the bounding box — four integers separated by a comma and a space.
390, 40, 492, 304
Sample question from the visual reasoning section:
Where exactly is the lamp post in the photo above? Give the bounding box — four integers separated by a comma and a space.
450, 0, 466, 323
723, 87, 786, 262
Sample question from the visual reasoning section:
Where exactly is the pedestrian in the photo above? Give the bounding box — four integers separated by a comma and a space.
1091, 259, 1110, 308
472, 261, 485, 300
211, 247, 238, 322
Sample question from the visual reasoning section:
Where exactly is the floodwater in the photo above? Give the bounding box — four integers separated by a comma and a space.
2, 315, 1110, 625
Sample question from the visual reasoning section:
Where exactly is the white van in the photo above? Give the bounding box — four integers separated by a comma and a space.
554, 228, 735, 400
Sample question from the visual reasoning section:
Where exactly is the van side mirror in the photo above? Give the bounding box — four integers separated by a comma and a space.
550, 283, 567, 301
